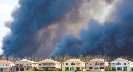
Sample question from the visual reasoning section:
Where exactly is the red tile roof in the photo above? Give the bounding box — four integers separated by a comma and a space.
0, 60, 9, 64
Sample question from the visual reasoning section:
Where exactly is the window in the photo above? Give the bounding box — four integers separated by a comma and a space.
89, 67, 92, 69
124, 63, 126, 65
95, 62, 99, 65
73, 63, 75, 65
112, 63, 115, 66
66, 63, 68, 65
76, 63, 80, 66
117, 67, 122, 70
0, 68, 3, 71
94, 67, 99, 70
76, 67, 80, 70
16, 64, 19, 66
90, 64, 91, 65
112, 67, 116, 71
116, 62, 121, 65
100, 63, 104, 66
100, 67, 104, 69
65, 67, 69, 71
48, 63, 50, 66
71, 62, 75, 65
42, 63, 48, 65
39, 64, 41, 65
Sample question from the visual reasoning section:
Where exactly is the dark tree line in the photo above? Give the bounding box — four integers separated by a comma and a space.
1, 54, 133, 63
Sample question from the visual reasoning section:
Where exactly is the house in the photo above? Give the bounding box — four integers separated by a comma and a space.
30, 61, 38, 69
86, 58, 108, 71
7, 61, 15, 67
38, 59, 61, 71
110, 58, 133, 71
15, 59, 38, 71
62, 59, 85, 71
7, 61, 15, 71
0, 60, 15, 72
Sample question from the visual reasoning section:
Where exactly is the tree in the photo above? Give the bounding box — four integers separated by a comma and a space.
123, 66, 127, 71
78, 55, 85, 61
2, 55, 7, 60
63, 54, 70, 61
108, 62, 111, 70
8, 56, 11, 61
55, 54, 59, 61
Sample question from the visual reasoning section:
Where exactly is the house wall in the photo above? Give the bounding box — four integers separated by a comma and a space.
129, 62, 133, 71
9, 63, 15, 67
0, 64, 10, 72
62, 61, 85, 71
110, 60, 131, 71
15, 61, 33, 71
32, 63, 38, 68
55, 63, 61, 69
38, 62, 60, 71
0, 64, 9, 68
86, 61, 108, 70
15, 61, 32, 67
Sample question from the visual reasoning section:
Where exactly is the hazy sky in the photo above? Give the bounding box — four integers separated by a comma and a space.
0, 0, 18, 54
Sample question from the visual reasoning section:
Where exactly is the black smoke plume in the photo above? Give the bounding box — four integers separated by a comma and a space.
2, 0, 83, 57
50, 0, 133, 57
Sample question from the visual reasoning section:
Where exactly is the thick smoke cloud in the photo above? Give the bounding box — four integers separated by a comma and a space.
2, 0, 84, 57
50, 0, 133, 57
105, 0, 114, 4
2, 0, 126, 57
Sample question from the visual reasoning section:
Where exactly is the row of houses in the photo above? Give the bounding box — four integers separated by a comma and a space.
0, 58, 133, 71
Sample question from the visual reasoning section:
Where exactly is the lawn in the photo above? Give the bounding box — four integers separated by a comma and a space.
18, 71, 133, 72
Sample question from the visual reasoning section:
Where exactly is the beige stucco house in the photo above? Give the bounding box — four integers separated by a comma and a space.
38, 59, 61, 71
86, 58, 108, 71
15, 59, 38, 71
62, 59, 85, 71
